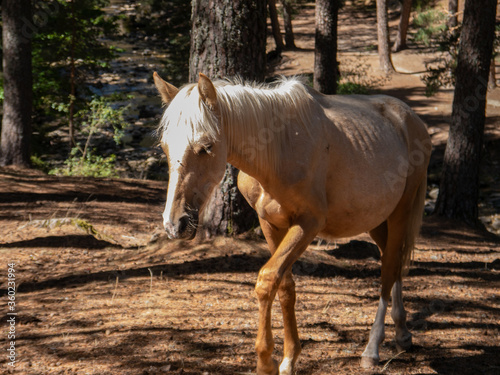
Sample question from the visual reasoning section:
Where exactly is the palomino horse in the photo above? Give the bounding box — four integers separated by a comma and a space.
154, 72, 431, 374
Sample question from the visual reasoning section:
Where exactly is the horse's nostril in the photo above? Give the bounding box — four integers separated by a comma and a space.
177, 215, 189, 235
164, 221, 175, 238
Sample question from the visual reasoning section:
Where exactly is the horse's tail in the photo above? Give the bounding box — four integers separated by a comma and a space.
401, 175, 427, 276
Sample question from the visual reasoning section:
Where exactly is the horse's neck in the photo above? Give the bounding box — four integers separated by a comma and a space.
219, 81, 318, 185
226, 135, 272, 185
222, 102, 282, 184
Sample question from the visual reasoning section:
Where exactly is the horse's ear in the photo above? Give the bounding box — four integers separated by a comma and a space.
153, 72, 179, 105
198, 73, 218, 111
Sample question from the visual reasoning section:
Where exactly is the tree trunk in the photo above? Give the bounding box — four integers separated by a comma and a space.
376, 0, 395, 73
269, 0, 285, 52
281, 0, 296, 49
200, 165, 259, 236
392, 0, 412, 52
0, 0, 33, 167
314, 0, 340, 94
434, 0, 497, 227
190, 0, 267, 82
69, 0, 76, 151
190, 0, 266, 236
489, 56, 497, 89
448, 0, 458, 31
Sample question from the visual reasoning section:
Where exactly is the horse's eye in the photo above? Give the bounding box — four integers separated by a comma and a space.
196, 144, 213, 155
203, 145, 213, 155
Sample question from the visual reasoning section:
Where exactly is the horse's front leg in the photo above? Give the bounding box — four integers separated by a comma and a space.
255, 218, 322, 375
259, 219, 301, 375
277, 271, 301, 375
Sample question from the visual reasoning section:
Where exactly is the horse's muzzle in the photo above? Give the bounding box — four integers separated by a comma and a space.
164, 213, 197, 240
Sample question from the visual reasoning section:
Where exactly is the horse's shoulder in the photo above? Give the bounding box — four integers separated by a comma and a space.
237, 171, 262, 208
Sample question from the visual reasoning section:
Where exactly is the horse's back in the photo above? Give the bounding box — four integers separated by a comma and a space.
316, 92, 427, 144
310, 92, 430, 238
238, 87, 431, 239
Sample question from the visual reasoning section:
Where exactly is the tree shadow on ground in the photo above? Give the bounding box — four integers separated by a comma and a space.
14, 243, 382, 294
429, 345, 500, 375
1, 234, 118, 249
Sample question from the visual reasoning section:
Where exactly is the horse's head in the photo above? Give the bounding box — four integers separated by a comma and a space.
154, 72, 227, 239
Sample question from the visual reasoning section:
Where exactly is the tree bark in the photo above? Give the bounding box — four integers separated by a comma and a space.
69, 0, 76, 151
268, 0, 285, 52
200, 165, 259, 236
392, 0, 412, 52
1, 0, 33, 167
190, 0, 266, 236
434, 0, 497, 227
314, 0, 340, 95
190, 0, 267, 82
281, 0, 296, 49
376, 0, 395, 73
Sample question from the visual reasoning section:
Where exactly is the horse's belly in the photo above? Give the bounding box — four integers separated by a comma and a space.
321, 179, 405, 239
320, 211, 388, 239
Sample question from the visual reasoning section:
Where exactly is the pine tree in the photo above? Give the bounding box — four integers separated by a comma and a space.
314, 0, 340, 94
393, 0, 412, 52
376, 0, 395, 73
434, 0, 497, 226
269, 0, 285, 52
281, 0, 296, 49
189, 0, 267, 236
0, 0, 33, 167
190, 0, 266, 82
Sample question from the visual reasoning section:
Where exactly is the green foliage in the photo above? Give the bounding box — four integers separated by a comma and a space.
411, 4, 464, 96
78, 96, 130, 147
412, 9, 447, 47
2, 1, 119, 164
413, 0, 439, 12
338, 58, 383, 94
420, 23, 461, 96
31, 155, 51, 173
49, 96, 128, 178
424, 23, 500, 96
304, 57, 379, 94
337, 82, 370, 95
50, 150, 118, 178
21, 0, 118, 116
422, 53, 458, 96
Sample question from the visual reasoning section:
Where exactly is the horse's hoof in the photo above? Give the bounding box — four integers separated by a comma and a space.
257, 358, 279, 375
360, 355, 379, 369
279, 357, 294, 375
395, 331, 412, 352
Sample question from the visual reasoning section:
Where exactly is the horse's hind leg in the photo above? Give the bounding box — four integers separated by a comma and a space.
391, 280, 412, 352
361, 217, 410, 368
361, 221, 390, 368
368, 221, 411, 351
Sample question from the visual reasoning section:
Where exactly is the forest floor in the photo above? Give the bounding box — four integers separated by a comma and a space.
2, 1, 500, 375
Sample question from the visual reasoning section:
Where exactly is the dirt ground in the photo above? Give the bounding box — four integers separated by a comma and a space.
2, 1, 500, 375
1, 168, 499, 375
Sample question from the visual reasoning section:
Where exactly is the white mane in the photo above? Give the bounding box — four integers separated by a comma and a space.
159, 77, 318, 172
